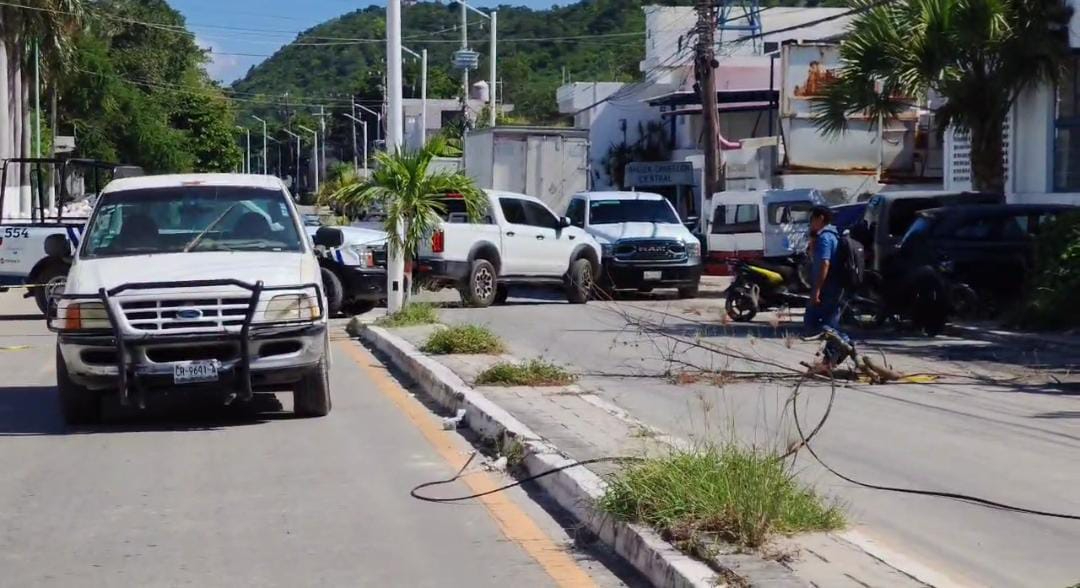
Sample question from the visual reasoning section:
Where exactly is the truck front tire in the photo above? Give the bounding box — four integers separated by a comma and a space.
56, 347, 101, 426
677, 284, 700, 299
320, 267, 344, 317
293, 358, 331, 417
460, 259, 498, 308
34, 262, 69, 315
566, 258, 593, 304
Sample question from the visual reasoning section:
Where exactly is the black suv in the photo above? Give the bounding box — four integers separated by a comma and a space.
892, 204, 1075, 311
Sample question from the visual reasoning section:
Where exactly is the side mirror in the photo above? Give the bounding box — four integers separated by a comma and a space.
44, 234, 71, 258
313, 226, 344, 249
559, 216, 572, 229
683, 215, 700, 229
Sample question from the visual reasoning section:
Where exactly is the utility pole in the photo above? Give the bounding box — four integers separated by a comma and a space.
298, 125, 319, 193
342, 113, 368, 174
489, 11, 497, 127
314, 106, 328, 183
362, 120, 368, 173
461, 0, 469, 105
251, 115, 268, 175
387, 0, 406, 313
350, 102, 359, 173
356, 103, 382, 151
236, 125, 250, 173
694, 0, 723, 197
283, 129, 302, 192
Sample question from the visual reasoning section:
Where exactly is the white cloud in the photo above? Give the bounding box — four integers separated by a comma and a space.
195, 36, 246, 83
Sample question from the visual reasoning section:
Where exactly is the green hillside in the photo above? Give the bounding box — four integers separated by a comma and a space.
230, 0, 651, 124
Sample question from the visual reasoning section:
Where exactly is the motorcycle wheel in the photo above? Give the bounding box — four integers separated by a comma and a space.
725, 288, 759, 322
911, 278, 948, 337
949, 283, 979, 320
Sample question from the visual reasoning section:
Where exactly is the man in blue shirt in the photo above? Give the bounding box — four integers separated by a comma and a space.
804, 205, 845, 339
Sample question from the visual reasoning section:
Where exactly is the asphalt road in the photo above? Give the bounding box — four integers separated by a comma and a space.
425, 286, 1080, 588
0, 292, 634, 588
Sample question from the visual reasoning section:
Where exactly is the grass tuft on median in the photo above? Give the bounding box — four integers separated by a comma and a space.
374, 302, 439, 327
599, 443, 844, 550
421, 324, 505, 355
475, 359, 577, 386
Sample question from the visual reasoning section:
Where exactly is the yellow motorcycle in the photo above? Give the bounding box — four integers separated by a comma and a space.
724, 258, 810, 322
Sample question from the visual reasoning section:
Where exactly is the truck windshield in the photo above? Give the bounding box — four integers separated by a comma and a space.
81, 186, 303, 258
589, 199, 679, 224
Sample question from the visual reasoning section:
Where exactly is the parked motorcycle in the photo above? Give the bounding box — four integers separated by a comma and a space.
724, 257, 811, 322
850, 267, 952, 336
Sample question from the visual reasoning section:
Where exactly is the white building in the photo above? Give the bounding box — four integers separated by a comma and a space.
402, 97, 513, 151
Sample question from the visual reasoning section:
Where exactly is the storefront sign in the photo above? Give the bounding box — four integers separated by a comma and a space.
625, 161, 695, 187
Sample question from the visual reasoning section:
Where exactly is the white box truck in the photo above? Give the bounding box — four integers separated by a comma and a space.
464, 127, 589, 215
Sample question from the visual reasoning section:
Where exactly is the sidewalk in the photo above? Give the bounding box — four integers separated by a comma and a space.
368, 322, 934, 588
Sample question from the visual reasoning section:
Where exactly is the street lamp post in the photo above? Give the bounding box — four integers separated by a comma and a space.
282, 129, 302, 192
350, 102, 359, 173
457, 2, 497, 127
235, 125, 250, 173
251, 115, 268, 175
355, 103, 382, 150
342, 113, 369, 174
298, 124, 319, 194
403, 46, 427, 148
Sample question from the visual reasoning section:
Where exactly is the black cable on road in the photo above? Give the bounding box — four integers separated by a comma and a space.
790, 376, 1080, 522
410, 452, 643, 503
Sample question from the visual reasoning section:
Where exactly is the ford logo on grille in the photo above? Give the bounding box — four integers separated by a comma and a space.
175, 308, 203, 320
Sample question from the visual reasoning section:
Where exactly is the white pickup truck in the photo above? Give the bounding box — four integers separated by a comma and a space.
51, 174, 331, 425
566, 191, 703, 298
415, 190, 602, 307
0, 158, 143, 312
307, 221, 387, 316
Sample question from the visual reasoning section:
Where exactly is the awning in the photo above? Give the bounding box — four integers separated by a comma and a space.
647, 89, 779, 108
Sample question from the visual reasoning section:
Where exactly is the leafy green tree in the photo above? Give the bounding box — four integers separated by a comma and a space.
812, 0, 1073, 194
57, 0, 243, 173
325, 138, 485, 264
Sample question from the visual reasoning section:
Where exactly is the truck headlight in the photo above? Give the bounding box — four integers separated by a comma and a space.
63, 302, 110, 330
265, 294, 320, 321
348, 244, 376, 268
686, 240, 702, 259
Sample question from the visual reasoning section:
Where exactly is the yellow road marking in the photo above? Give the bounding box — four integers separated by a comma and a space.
339, 340, 598, 588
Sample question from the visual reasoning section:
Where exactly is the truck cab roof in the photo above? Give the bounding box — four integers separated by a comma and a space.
573, 191, 666, 201
103, 173, 286, 194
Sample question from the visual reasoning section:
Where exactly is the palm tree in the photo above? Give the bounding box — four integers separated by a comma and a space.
812, 0, 1072, 194
324, 138, 487, 301
0, 0, 85, 215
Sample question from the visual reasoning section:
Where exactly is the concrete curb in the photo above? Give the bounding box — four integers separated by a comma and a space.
359, 324, 728, 588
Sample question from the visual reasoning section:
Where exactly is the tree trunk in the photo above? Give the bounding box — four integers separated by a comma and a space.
969, 115, 1006, 195
48, 83, 57, 211
18, 42, 32, 218
0, 39, 10, 218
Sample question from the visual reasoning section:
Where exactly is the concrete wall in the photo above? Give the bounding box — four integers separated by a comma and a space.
557, 82, 672, 189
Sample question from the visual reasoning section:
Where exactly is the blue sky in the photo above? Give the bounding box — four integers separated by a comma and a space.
171, 0, 556, 84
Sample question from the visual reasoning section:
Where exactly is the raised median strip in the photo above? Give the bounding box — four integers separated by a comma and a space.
358, 322, 808, 588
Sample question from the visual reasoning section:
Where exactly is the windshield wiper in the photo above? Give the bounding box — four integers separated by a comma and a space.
183, 202, 246, 252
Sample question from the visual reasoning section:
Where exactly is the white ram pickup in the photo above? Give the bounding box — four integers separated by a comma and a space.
416, 190, 602, 307
51, 174, 331, 425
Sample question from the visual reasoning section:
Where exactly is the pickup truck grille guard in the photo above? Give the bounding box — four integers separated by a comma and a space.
49, 279, 324, 409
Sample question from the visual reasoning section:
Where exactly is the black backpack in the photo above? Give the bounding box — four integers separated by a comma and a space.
822, 228, 865, 290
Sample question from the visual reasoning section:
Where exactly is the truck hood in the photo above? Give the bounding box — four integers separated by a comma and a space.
588, 222, 694, 243
305, 224, 387, 247
67, 252, 316, 295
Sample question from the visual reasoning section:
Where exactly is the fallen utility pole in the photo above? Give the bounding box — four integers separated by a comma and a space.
694, 0, 724, 197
